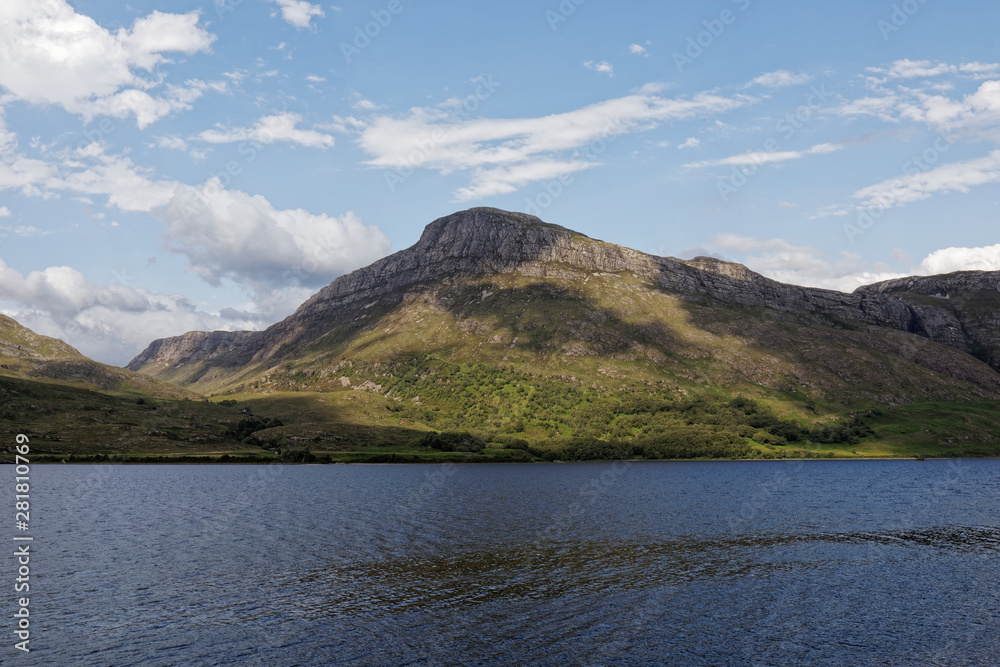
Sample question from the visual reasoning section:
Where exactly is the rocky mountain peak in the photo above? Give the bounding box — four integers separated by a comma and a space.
126, 208, 1000, 385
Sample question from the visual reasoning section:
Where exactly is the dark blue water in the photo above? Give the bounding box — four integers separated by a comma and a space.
13, 460, 1000, 665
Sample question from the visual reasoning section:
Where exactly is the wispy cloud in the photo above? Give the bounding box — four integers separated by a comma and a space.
853, 149, 1000, 210
685, 142, 841, 168
745, 70, 812, 89
195, 112, 335, 148
355, 85, 755, 200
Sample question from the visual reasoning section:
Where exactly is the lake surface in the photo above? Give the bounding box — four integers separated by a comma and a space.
17, 460, 1000, 665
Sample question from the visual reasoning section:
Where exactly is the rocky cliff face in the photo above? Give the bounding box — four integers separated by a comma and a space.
127, 207, 1000, 386
857, 272, 1000, 369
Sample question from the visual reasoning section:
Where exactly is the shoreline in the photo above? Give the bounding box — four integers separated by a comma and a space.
5, 455, 997, 465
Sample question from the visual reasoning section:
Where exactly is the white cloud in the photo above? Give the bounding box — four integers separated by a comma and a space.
0, 113, 181, 210
746, 70, 812, 88
685, 142, 840, 168
678, 137, 701, 150
350, 95, 380, 112
584, 61, 615, 77
356, 86, 753, 199
711, 234, 906, 292
55, 142, 178, 212
917, 244, 1000, 274
837, 95, 901, 121
196, 112, 336, 148
897, 79, 1000, 136
0, 259, 272, 366
154, 178, 391, 290
853, 149, 1000, 210
0, 205, 9, 217
153, 136, 188, 151
306, 74, 326, 83
875, 59, 956, 80
270, 0, 325, 28
454, 160, 595, 201
628, 44, 648, 56
0, 225, 51, 237
0, 2, 216, 127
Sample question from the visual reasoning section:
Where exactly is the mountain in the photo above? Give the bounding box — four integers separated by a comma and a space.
129, 207, 1000, 398
0, 315, 273, 460
123, 207, 1000, 460
0, 314, 192, 398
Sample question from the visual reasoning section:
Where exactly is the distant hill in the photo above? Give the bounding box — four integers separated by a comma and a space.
0, 314, 193, 398
0, 315, 274, 460
122, 208, 1000, 460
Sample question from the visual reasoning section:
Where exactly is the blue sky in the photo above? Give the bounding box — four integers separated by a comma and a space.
2, 0, 1000, 365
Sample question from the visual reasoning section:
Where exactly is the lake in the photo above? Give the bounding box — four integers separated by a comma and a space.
17, 460, 1000, 665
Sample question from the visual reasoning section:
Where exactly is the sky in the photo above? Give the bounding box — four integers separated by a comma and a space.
2, 0, 1000, 366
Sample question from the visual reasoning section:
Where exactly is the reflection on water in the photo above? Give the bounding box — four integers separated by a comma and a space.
20, 460, 1000, 665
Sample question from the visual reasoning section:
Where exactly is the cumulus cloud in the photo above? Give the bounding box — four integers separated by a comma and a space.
0, 258, 271, 366
710, 234, 906, 292
357, 85, 754, 200
0, 206, 9, 217
628, 44, 648, 56
709, 234, 1000, 294
685, 142, 841, 168
270, 0, 325, 29
896, 79, 1000, 136
154, 178, 391, 290
55, 142, 178, 211
584, 61, 615, 77
917, 244, 1000, 274
1, 113, 181, 209
0, 2, 216, 127
195, 112, 336, 148
846, 60, 1000, 134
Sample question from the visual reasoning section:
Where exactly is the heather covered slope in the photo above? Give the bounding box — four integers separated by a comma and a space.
120, 208, 1000, 461
1, 314, 194, 399
128, 207, 1000, 406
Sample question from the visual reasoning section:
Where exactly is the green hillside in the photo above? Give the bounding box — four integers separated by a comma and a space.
8, 208, 1000, 463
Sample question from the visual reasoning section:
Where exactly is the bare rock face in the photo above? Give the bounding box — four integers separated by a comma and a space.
126, 207, 1000, 381
857, 272, 1000, 369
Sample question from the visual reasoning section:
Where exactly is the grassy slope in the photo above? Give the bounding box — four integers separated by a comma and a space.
183, 272, 1000, 460
0, 314, 195, 399
6, 271, 1000, 461
0, 375, 273, 460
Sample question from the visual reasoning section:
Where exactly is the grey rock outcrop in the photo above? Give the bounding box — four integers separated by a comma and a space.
127, 207, 1000, 379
